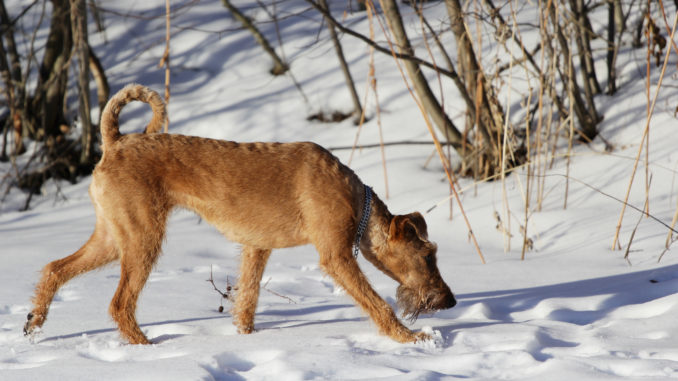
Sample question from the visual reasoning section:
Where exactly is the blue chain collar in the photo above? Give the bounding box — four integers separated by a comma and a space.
353, 185, 372, 258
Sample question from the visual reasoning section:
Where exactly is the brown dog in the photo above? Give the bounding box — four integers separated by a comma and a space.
24, 84, 456, 344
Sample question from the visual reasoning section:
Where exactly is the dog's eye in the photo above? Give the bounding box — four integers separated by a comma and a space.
424, 254, 434, 264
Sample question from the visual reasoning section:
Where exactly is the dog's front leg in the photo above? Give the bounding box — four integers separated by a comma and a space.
320, 251, 428, 343
233, 246, 272, 334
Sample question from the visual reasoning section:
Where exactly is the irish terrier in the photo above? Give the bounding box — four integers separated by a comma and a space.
24, 84, 456, 344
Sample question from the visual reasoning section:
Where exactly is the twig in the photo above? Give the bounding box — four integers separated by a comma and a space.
207, 266, 297, 312
426, 169, 678, 237
207, 266, 236, 307
92, 0, 200, 22
658, 236, 678, 262
262, 277, 296, 304
658, 1, 678, 61
612, 10, 678, 250
624, 180, 651, 265
666, 191, 678, 248
303, 0, 460, 81
317, 0, 363, 122
221, 0, 288, 75
549, 173, 677, 234
0, 0, 39, 37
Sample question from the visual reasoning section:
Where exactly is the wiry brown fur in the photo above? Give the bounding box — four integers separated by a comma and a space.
24, 84, 456, 344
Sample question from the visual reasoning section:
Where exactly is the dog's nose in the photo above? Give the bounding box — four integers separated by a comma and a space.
444, 293, 457, 309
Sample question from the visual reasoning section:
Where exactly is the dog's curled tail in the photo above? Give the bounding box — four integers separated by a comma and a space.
100, 83, 167, 150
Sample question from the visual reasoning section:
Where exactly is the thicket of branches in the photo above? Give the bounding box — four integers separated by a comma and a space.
1, 0, 108, 207
0, 0, 673, 216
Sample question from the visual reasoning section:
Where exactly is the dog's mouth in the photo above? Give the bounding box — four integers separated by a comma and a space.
396, 285, 456, 322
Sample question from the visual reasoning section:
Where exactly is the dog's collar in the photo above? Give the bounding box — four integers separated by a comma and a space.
353, 185, 372, 258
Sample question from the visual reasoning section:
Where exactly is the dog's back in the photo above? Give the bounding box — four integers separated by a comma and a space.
95, 130, 362, 249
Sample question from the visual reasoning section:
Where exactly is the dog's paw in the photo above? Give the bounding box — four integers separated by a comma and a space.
415, 326, 443, 347
235, 323, 256, 335
23, 313, 42, 342
414, 331, 433, 343
23, 312, 35, 335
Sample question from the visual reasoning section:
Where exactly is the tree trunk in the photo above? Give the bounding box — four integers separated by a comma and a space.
483, 0, 567, 121
318, 0, 363, 124
546, 1, 600, 141
70, 0, 93, 167
633, 2, 648, 48
570, 0, 601, 95
88, 44, 109, 120
607, 0, 616, 95
378, 0, 464, 150
0, 0, 107, 204
445, 0, 508, 176
33, 0, 72, 139
221, 0, 288, 75
413, 5, 476, 125
0, 0, 27, 154
606, 0, 624, 95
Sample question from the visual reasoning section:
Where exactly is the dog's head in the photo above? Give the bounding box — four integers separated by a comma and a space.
372, 212, 456, 321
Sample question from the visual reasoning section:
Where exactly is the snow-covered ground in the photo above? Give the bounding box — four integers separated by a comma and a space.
2, 1, 678, 379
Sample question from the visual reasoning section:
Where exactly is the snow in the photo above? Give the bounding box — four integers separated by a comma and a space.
2, 0, 678, 380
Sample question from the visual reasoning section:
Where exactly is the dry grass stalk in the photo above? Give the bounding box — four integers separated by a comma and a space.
367, 1, 389, 198
563, 78, 574, 209
538, 83, 555, 210
346, 1, 389, 198
666, 194, 678, 249
372, 70, 390, 199
414, 2, 454, 217
562, 3, 576, 211
347, 1, 379, 167
159, 0, 171, 132
624, 194, 650, 265
346, 78, 370, 167
499, 11, 516, 253
372, 0, 485, 264
510, 3, 535, 260
536, 1, 554, 212
612, 11, 678, 250
644, 5, 653, 218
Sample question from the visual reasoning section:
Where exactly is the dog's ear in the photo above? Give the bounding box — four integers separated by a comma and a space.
389, 212, 429, 243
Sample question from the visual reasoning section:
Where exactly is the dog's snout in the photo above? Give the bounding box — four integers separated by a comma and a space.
428, 288, 456, 310
445, 293, 457, 309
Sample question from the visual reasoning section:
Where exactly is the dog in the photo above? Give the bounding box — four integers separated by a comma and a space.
24, 84, 456, 344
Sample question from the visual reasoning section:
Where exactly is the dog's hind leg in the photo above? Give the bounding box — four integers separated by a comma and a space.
108, 221, 166, 345
103, 191, 169, 345
24, 220, 119, 336
233, 246, 272, 334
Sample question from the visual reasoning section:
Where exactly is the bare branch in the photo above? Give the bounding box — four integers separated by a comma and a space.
304, 0, 460, 81
207, 266, 297, 313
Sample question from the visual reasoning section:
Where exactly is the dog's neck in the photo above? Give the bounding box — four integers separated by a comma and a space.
353, 185, 373, 257
358, 193, 399, 280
